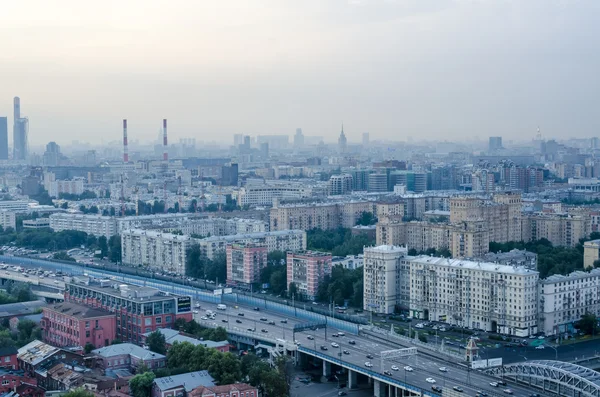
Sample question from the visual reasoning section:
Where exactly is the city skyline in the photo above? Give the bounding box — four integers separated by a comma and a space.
1, 0, 599, 145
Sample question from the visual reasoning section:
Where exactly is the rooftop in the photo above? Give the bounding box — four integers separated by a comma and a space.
365, 245, 408, 254
410, 256, 539, 276
190, 383, 255, 397
143, 329, 228, 349
17, 340, 60, 367
153, 370, 214, 392
543, 268, 600, 284
0, 300, 46, 318
68, 279, 186, 303
44, 302, 113, 319
92, 343, 166, 361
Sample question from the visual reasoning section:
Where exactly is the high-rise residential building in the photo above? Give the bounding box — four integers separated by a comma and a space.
351, 169, 371, 191
293, 128, 304, 148
226, 243, 267, 285
363, 245, 411, 314
0, 210, 16, 231
0, 117, 8, 160
522, 213, 589, 248
270, 201, 375, 231
362, 132, 369, 147
49, 213, 118, 238
196, 230, 306, 259
488, 136, 503, 152
451, 220, 489, 258
121, 229, 191, 274
338, 125, 347, 154
64, 278, 193, 344
286, 251, 332, 300
43, 141, 61, 166
328, 174, 353, 195
539, 269, 600, 336
409, 256, 539, 336
12, 97, 28, 161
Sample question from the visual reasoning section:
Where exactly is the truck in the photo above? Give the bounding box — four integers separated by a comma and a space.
217, 304, 227, 310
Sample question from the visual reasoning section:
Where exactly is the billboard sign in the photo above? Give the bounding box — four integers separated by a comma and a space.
214, 289, 223, 296
177, 296, 191, 313
487, 358, 503, 367
224, 288, 233, 294
471, 360, 488, 369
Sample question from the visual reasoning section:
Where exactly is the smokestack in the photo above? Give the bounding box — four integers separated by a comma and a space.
123, 119, 128, 163
163, 119, 168, 161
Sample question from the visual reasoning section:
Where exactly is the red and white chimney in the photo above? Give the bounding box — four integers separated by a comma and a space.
163, 119, 168, 161
123, 119, 129, 163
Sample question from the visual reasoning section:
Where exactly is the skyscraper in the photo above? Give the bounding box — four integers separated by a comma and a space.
338, 124, 347, 154
13, 97, 28, 161
488, 136, 503, 152
362, 132, 370, 147
0, 117, 8, 160
293, 128, 304, 148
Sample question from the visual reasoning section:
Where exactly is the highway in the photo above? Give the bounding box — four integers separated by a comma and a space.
195, 301, 547, 397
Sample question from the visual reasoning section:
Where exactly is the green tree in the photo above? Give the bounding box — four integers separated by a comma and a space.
576, 313, 600, 335
108, 235, 121, 262
62, 389, 95, 397
270, 269, 287, 295
53, 251, 76, 262
207, 352, 241, 385
356, 211, 376, 226
17, 319, 37, 342
146, 330, 167, 355
97, 236, 108, 257
129, 371, 156, 397
84, 342, 95, 354
204, 251, 227, 283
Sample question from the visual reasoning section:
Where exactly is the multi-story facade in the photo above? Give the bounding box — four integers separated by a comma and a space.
195, 230, 306, 259
363, 245, 411, 314
270, 201, 375, 231
41, 302, 116, 349
450, 220, 489, 258
539, 269, 600, 336
450, 196, 512, 243
584, 239, 600, 269
286, 251, 332, 300
235, 183, 313, 206
375, 202, 404, 221
91, 343, 166, 372
64, 279, 192, 344
328, 174, 353, 196
409, 256, 539, 336
522, 213, 590, 247
46, 179, 85, 198
226, 243, 267, 285
49, 213, 118, 238
121, 229, 190, 273
0, 210, 16, 231
188, 383, 258, 397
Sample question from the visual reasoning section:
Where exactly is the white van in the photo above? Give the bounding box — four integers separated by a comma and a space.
217, 304, 227, 310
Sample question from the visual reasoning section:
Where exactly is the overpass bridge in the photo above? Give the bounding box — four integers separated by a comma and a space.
0, 268, 65, 301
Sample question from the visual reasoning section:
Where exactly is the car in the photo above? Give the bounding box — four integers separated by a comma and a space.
193, 310, 199, 314
201, 316, 208, 320
383, 370, 392, 376
348, 340, 356, 345
366, 354, 374, 359
439, 367, 447, 372
364, 362, 373, 367
247, 328, 255, 332
431, 386, 442, 393
337, 332, 345, 336
391, 365, 399, 371
535, 345, 545, 349
238, 313, 244, 316
253, 307, 260, 311
529, 394, 541, 397
331, 333, 339, 337
439, 327, 447, 332
503, 389, 513, 395
280, 319, 287, 323
320, 346, 328, 351
426, 378, 436, 383
343, 350, 350, 355
529, 335, 536, 339
537, 336, 545, 339
261, 329, 268, 333
338, 392, 347, 396
498, 381, 507, 386
268, 321, 276, 325
260, 317, 268, 321
415, 323, 424, 329
307, 335, 314, 340
476, 392, 488, 397
490, 382, 499, 387
331, 342, 339, 348
312, 301, 318, 305
222, 319, 228, 323
236, 319, 242, 324
453, 386, 464, 392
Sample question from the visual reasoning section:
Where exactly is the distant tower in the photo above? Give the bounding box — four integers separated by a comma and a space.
465, 337, 479, 362
338, 124, 347, 154
12, 97, 28, 161
294, 128, 304, 148
0, 117, 8, 160
362, 132, 370, 147
488, 136, 502, 152
13, 97, 20, 120
162, 119, 168, 161
123, 119, 129, 163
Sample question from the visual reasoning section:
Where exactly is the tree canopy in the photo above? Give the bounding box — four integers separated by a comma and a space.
129, 371, 156, 397
146, 330, 167, 355
307, 227, 375, 257
316, 265, 363, 306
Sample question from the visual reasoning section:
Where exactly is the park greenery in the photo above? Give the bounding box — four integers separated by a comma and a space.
307, 227, 375, 257
185, 244, 227, 283
489, 233, 600, 279
173, 319, 228, 342
316, 265, 363, 307
61, 389, 95, 397
145, 330, 167, 355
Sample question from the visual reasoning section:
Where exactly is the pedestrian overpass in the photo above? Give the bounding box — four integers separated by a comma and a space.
485, 360, 600, 397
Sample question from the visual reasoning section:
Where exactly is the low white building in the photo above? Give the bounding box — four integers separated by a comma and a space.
0, 210, 16, 230
332, 254, 364, 270
409, 256, 539, 336
49, 213, 118, 238
235, 184, 313, 206
539, 269, 600, 336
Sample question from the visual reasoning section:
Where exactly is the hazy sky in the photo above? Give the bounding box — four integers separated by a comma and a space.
1, 0, 599, 146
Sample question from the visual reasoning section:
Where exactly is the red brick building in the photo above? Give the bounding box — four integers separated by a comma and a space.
0, 347, 18, 370
189, 383, 258, 397
0, 369, 36, 394
42, 302, 116, 349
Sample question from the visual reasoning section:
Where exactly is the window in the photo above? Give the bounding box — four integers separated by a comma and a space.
95, 320, 99, 328
156, 317, 162, 324
145, 318, 152, 326
86, 330, 90, 337
165, 316, 172, 323
3, 356, 10, 363
1, 380, 9, 385
85, 321, 90, 329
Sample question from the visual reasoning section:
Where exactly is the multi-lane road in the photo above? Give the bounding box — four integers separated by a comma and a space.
195, 301, 546, 397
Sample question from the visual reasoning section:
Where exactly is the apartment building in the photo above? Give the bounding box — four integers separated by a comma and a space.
64, 278, 193, 344
375, 202, 405, 220
584, 239, 600, 269
49, 213, 118, 238
481, 249, 538, 270
0, 210, 16, 230
328, 174, 353, 196
270, 200, 375, 231
0, 200, 31, 213
450, 220, 490, 258
522, 213, 590, 247
450, 196, 514, 243
287, 251, 332, 300
121, 229, 191, 273
405, 221, 453, 254
409, 256, 539, 336
196, 230, 306, 259
226, 243, 268, 285
539, 269, 600, 336
41, 302, 116, 349
46, 179, 85, 198
363, 245, 411, 314
235, 184, 313, 206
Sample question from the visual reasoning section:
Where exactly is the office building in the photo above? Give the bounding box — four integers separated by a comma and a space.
12, 97, 28, 161
65, 278, 193, 344
121, 229, 191, 274
236, 183, 313, 206
328, 174, 353, 195
584, 240, 600, 269
221, 163, 238, 186
0, 117, 7, 160
41, 302, 116, 349
368, 173, 388, 192
226, 243, 267, 285
351, 169, 371, 191
286, 251, 332, 300
409, 256, 539, 336
539, 269, 600, 336
49, 213, 118, 238
489, 136, 503, 152
43, 142, 61, 166
363, 245, 411, 314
